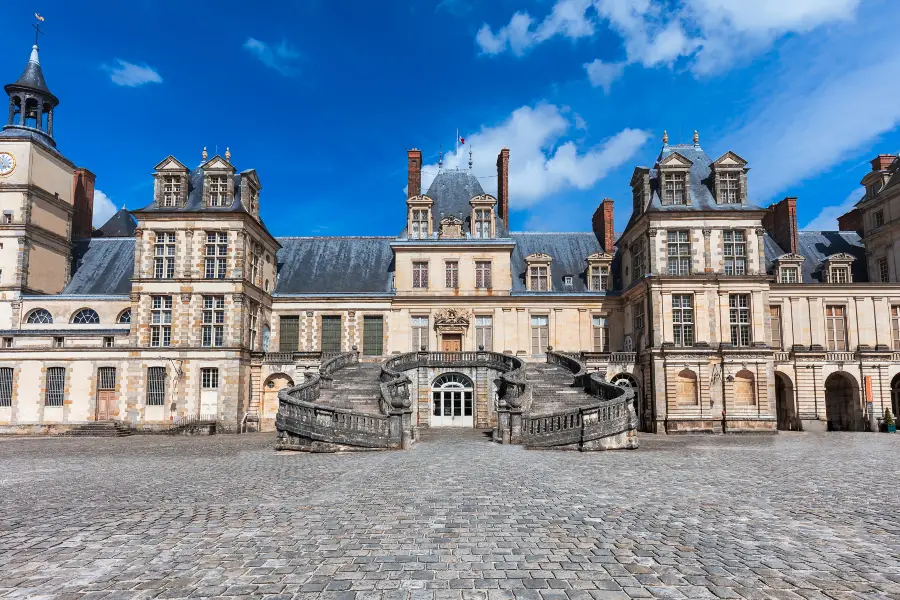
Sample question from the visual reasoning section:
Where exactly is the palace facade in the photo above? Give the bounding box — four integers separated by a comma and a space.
1, 42, 898, 437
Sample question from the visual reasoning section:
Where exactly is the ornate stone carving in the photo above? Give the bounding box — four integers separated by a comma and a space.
438, 216, 464, 239
433, 308, 472, 333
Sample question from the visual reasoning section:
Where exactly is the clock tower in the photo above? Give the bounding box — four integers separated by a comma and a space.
0, 41, 77, 298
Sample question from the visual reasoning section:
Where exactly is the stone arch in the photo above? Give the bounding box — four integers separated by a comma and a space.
824, 371, 864, 431
676, 369, 698, 407
733, 369, 756, 406
263, 373, 294, 419
890, 373, 900, 422
610, 372, 643, 430
774, 371, 799, 430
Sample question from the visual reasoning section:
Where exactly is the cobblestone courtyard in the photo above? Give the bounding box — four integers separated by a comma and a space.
2, 430, 899, 600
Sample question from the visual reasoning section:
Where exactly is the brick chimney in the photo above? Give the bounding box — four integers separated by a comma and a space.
496, 148, 509, 222
407, 149, 422, 198
71, 167, 95, 239
762, 197, 798, 254
871, 154, 896, 172
591, 199, 615, 252
837, 208, 863, 235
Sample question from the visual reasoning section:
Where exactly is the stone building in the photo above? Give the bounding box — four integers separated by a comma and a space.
0, 42, 897, 436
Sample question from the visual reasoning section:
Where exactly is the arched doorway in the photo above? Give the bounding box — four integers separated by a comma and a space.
824, 372, 863, 431
263, 374, 294, 421
610, 373, 642, 430
774, 371, 798, 430
891, 373, 900, 423
431, 373, 474, 427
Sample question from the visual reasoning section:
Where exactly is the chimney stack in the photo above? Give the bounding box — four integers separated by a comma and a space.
762, 197, 798, 254
407, 149, 422, 199
71, 168, 95, 239
871, 154, 896, 172
496, 148, 509, 222
837, 208, 863, 235
591, 199, 615, 253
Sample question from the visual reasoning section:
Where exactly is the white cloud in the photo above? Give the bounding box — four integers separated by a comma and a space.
421, 103, 650, 209
92, 190, 117, 228
803, 188, 862, 231
584, 58, 626, 91
103, 60, 162, 87
478, 0, 860, 79
243, 37, 302, 76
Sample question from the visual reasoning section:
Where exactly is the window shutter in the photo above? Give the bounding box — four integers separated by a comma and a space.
278, 316, 300, 352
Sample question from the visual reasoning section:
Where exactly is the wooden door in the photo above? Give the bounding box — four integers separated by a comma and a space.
97, 390, 113, 420
442, 335, 462, 352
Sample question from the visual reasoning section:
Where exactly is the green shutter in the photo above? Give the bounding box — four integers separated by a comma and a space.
363, 316, 383, 356
279, 316, 300, 352
321, 315, 342, 352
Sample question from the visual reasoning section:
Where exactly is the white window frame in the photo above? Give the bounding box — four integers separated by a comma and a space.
154, 231, 176, 279
201, 295, 225, 348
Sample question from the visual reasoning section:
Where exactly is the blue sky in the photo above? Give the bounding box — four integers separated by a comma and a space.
5, 0, 900, 236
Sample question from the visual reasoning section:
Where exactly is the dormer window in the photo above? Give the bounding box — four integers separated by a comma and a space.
711, 151, 749, 205
663, 172, 686, 205
875, 210, 884, 228
473, 209, 491, 239
207, 175, 229, 207
586, 252, 613, 291
162, 176, 182, 207
773, 253, 805, 284
525, 253, 553, 291
779, 266, 799, 283
411, 209, 429, 239
250, 189, 259, 214
718, 171, 740, 204
830, 266, 850, 283
469, 194, 497, 239
563, 275, 574, 290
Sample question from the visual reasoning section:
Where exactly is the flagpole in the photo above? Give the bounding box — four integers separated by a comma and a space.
456, 128, 459, 170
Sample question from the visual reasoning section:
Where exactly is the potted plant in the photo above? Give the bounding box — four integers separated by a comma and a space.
882, 408, 896, 433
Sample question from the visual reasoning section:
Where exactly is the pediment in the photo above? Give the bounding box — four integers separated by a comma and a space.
526, 252, 553, 262
201, 156, 235, 172
407, 194, 433, 205
439, 215, 463, 225
658, 152, 693, 168
775, 253, 806, 262
586, 252, 614, 262
470, 193, 497, 205
240, 169, 261, 190
825, 252, 856, 262
712, 151, 748, 168
154, 156, 189, 172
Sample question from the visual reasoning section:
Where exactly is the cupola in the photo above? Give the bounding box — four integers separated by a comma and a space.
4, 43, 59, 148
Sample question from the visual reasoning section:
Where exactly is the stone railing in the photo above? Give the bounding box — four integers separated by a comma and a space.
276, 350, 402, 451
260, 351, 325, 364
518, 350, 638, 450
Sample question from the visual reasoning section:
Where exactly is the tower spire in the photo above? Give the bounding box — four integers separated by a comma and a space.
4, 19, 59, 148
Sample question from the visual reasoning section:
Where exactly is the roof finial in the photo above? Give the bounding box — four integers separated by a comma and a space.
438, 145, 444, 170
693, 129, 699, 145
202, 146, 208, 161
468, 146, 473, 170
662, 130, 669, 145
225, 147, 231, 162
33, 13, 45, 48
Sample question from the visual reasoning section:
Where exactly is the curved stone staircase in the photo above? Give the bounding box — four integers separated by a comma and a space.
527, 362, 601, 415
317, 362, 384, 415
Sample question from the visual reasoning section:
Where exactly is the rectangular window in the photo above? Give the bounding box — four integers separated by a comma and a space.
411, 316, 429, 351
875, 210, 885, 227
723, 231, 746, 275
475, 261, 492, 289
201, 367, 218, 389
162, 175, 182, 207
667, 230, 691, 275
590, 266, 610, 291
410, 209, 429, 239
249, 242, 261, 286
45, 367, 65, 406
592, 316, 609, 352
473, 208, 491, 238
780, 266, 799, 283
632, 300, 644, 332
412, 261, 429, 289
529, 266, 549, 291
830, 266, 850, 283
825, 305, 847, 351
146, 367, 166, 406
475, 316, 493, 351
663, 172, 686, 205
363, 315, 384, 356
729, 294, 751, 347
672, 295, 694, 347
201, 295, 225, 347
321, 315, 342, 353
563, 275, 574, 290
879, 257, 889, 283
103, 336, 114, 348
0, 367, 12, 407
154, 231, 176, 279
631, 241, 645, 279
770, 305, 782, 349
98, 367, 116, 390
719, 171, 740, 203
205, 232, 228, 279
2, 337, 11, 348
530, 316, 549, 355
279, 315, 300, 353
207, 175, 228, 207
54, 336, 64, 348
248, 305, 259, 351
892, 306, 900, 351
150, 295, 172, 347
445, 261, 459, 289
3, 212, 12, 224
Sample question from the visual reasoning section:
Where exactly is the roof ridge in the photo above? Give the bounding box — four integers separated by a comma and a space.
510, 231, 592, 235
276, 235, 395, 240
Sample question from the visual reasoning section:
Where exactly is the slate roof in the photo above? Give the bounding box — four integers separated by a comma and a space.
4, 45, 56, 100
132, 164, 255, 216
402, 169, 509, 238
765, 231, 867, 283
510, 232, 610, 293
94, 208, 137, 238
63, 239, 135, 295
274, 237, 394, 295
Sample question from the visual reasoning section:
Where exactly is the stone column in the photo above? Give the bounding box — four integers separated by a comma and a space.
648, 228, 658, 276
7, 96, 14, 125
47, 107, 53, 135
702, 228, 712, 273
755, 228, 766, 275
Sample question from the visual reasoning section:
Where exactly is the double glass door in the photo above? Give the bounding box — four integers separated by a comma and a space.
431, 373, 474, 427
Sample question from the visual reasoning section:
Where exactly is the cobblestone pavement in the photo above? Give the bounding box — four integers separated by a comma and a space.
2, 430, 900, 600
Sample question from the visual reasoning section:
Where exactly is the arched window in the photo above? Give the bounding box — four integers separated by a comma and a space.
117, 309, 131, 324
72, 309, 100, 324
733, 370, 756, 405
26, 309, 53, 324
676, 369, 698, 406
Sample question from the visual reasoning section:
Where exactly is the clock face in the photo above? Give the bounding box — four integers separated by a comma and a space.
0, 153, 15, 176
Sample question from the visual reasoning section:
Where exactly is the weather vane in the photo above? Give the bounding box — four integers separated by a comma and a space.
33, 13, 45, 45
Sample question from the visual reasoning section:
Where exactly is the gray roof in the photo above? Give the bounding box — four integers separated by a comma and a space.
765, 231, 867, 283
4, 45, 56, 101
63, 239, 135, 295
403, 169, 508, 238
274, 237, 394, 295
510, 232, 608, 292
94, 208, 137, 238
132, 162, 254, 216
